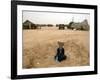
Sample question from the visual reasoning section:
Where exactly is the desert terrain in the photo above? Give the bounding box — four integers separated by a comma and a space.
22, 27, 89, 68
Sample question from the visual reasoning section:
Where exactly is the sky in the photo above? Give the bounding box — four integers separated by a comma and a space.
23, 11, 90, 25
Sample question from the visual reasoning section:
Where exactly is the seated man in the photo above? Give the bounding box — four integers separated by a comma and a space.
55, 41, 66, 62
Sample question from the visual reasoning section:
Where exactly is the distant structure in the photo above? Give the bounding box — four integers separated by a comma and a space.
23, 20, 54, 29
56, 24, 68, 30
47, 24, 53, 27
58, 24, 65, 30
23, 19, 89, 30
68, 19, 90, 31
23, 20, 37, 29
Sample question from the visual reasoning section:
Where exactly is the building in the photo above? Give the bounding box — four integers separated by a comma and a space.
68, 19, 90, 30
23, 20, 37, 29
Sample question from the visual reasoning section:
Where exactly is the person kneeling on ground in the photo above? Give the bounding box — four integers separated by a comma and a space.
55, 41, 67, 62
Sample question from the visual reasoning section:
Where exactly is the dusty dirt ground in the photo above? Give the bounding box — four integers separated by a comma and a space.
22, 27, 90, 69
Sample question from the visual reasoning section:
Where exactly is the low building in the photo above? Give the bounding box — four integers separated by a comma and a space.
68, 19, 90, 31
56, 24, 67, 30
23, 20, 37, 29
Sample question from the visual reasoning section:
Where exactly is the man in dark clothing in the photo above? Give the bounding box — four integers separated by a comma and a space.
55, 41, 66, 62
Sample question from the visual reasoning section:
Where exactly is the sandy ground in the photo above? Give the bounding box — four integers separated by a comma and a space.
22, 27, 90, 68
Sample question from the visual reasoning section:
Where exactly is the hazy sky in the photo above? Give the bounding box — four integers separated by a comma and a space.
23, 11, 90, 25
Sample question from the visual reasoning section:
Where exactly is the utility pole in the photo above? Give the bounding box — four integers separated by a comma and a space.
72, 17, 74, 22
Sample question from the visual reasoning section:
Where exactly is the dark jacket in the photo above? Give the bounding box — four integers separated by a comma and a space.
57, 48, 64, 56
55, 47, 66, 62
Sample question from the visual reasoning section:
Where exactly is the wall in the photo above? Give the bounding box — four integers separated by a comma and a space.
0, 0, 99, 80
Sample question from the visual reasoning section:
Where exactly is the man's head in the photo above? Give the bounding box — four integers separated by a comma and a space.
58, 41, 64, 48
